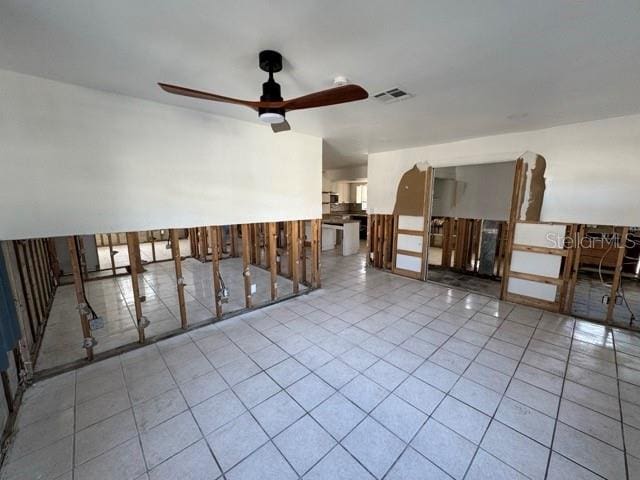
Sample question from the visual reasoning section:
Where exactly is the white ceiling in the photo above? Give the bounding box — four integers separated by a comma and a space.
1, 1, 639, 168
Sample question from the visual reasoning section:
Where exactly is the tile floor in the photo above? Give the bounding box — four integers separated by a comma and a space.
37, 253, 303, 372
6, 249, 640, 479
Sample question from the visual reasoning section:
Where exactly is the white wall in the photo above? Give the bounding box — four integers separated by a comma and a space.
368, 115, 640, 226
322, 165, 367, 193
0, 69, 322, 240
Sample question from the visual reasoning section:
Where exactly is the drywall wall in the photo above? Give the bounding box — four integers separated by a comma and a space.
432, 162, 516, 221
368, 114, 640, 226
0, 69, 322, 240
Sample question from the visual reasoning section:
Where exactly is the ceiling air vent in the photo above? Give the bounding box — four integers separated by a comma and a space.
373, 87, 413, 104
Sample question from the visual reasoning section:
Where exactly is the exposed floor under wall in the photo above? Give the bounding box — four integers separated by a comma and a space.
427, 268, 502, 298
97, 238, 190, 271
572, 272, 640, 331
5, 249, 640, 480
36, 255, 304, 372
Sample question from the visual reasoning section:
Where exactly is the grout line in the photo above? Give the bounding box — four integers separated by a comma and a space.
542, 313, 577, 479
612, 329, 630, 479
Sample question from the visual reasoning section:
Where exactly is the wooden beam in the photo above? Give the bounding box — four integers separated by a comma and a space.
382, 217, 390, 270
12, 241, 37, 343
67, 236, 94, 360
420, 167, 434, 280
299, 221, 307, 284
291, 221, 300, 293
230, 225, 238, 257
563, 224, 585, 313
441, 218, 452, 268
506, 291, 561, 312
512, 244, 569, 256
500, 158, 526, 300
606, 226, 629, 324
241, 224, 253, 308
286, 222, 293, 278
35, 239, 51, 298
28, 240, 47, 315
558, 224, 578, 312
126, 232, 145, 343
150, 230, 157, 262
209, 226, 223, 319
508, 270, 564, 286
107, 233, 117, 275
268, 222, 278, 300
198, 227, 208, 262
20, 241, 43, 325
170, 229, 188, 329
367, 215, 375, 265
311, 219, 321, 288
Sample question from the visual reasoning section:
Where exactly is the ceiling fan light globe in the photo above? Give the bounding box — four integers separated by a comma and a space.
259, 112, 285, 124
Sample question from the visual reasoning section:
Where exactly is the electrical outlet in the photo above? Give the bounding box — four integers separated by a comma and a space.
89, 316, 105, 330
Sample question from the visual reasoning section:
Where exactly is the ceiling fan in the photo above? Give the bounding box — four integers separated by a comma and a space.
159, 50, 368, 133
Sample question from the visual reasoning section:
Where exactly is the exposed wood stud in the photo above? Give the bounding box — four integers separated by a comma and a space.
299, 221, 307, 284
28, 240, 47, 317
230, 225, 238, 257
291, 221, 300, 293
500, 158, 526, 300
198, 227, 208, 262
67, 236, 94, 360
606, 226, 629, 324
564, 224, 585, 313
442, 218, 452, 268
268, 222, 278, 300
311, 219, 321, 288
150, 230, 157, 262
12, 241, 37, 342
241, 224, 253, 308
107, 233, 117, 276
170, 229, 188, 329
286, 222, 293, 278
382, 217, 390, 269
126, 232, 145, 343
209, 226, 223, 319
47, 238, 61, 284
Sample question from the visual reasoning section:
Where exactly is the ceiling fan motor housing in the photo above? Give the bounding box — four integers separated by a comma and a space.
259, 50, 285, 119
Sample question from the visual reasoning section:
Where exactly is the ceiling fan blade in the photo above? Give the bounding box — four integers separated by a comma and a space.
158, 83, 260, 109
271, 120, 291, 133
282, 84, 368, 111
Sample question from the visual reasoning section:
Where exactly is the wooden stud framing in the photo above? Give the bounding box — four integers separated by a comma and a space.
198, 227, 208, 262
291, 221, 300, 293
107, 233, 117, 276
268, 222, 278, 300
500, 158, 526, 300
286, 222, 293, 278
311, 219, 321, 288
563, 225, 585, 313
29, 240, 47, 316
170, 229, 188, 329
606, 226, 629, 324
241, 224, 253, 308
209, 226, 223, 319
67, 236, 94, 361
12, 241, 37, 342
126, 232, 145, 343
299, 221, 307, 284
150, 230, 157, 262
230, 225, 238, 257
